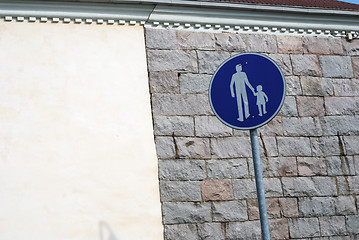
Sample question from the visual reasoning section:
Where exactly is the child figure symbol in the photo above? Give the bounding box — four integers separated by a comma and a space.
254, 85, 268, 116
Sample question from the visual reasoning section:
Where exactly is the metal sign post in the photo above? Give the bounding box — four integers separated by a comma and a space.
209, 53, 286, 240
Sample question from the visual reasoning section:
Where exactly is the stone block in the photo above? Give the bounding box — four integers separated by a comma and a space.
326, 96, 359, 115
348, 176, 359, 194
342, 39, 359, 56
277, 137, 312, 156
207, 159, 248, 179
289, 218, 320, 238
158, 160, 206, 180
162, 202, 211, 224
282, 117, 323, 136
355, 155, 359, 175
332, 78, 359, 96
165, 224, 198, 240
297, 96, 325, 117
160, 181, 202, 201
212, 200, 248, 221
200, 179, 234, 201
321, 116, 359, 136
264, 178, 283, 197
145, 28, 177, 49
176, 137, 211, 159
335, 196, 357, 215
319, 216, 347, 236
298, 197, 335, 217
155, 136, 175, 159
285, 76, 302, 96
154, 116, 194, 136
247, 34, 277, 53
257, 116, 283, 136
297, 157, 327, 176
195, 116, 232, 137
198, 51, 231, 74
215, 32, 247, 51
303, 36, 344, 55
337, 176, 351, 195
268, 54, 293, 75
269, 218, 289, 239
232, 178, 257, 199
282, 177, 337, 197
276, 35, 303, 54
260, 136, 278, 157
211, 137, 252, 158
279, 198, 299, 217
197, 223, 225, 240
227, 221, 261, 240
152, 94, 212, 115
311, 136, 341, 157
149, 72, 179, 93
278, 96, 298, 116
346, 215, 359, 235
177, 31, 215, 50
344, 136, 359, 155
268, 157, 297, 177
180, 73, 212, 94
320, 56, 354, 78
300, 76, 334, 96
327, 156, 356, 176
147, 50, 198, 72
291, 54, 322, 76
248, 198, 281, 220
353, 57, 359, 78
248, 157, 270, 177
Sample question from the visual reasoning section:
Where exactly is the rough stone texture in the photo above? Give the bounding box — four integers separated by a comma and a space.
320, 56, 354, 78
248, 198, 281, 220
145, 28, 177, 49
200, 179, 234, 201
325, 97, 359, 116
227, 221, 261, 240
342, 39, 359, 56
152, 94, 212, 115
348, 176, 359, 194
176, 137, 211, 159
206, 159, 248, 179
291, 54, 322, 76
162, 202, 211, 224
165, 224, 198, 240
319, 216, 347, 236
279, 95, 298, 116
353, 57, 359, 78
214, 33, 247, 51
212, 200, 248, 221
247, 34, 277, 53
147, 50, 198, 72
197, 51, 231, 74
180, 73, 212, 94
300, 76, 334, 96
158, 160, 206, 180
154, 116, 194, 136
195, 116, 232, 137
344, 136, 359, 155
321, 116, 359, 136
269, 218, 290, 239
356, 155, 359, 175
197, 223, 225, 240
269, 54, 293, 75
297, 96, 325, 117
289, 218, 320, 238
286, 76, 303, 95
155, 136, 176, 158
260, 136, 279, 157
282, 177, 337, 197
310, 136, 341, 157
263, 178, 283, 197
277, 35, 303, 54
337, 176, 351, 196
277, 137, 312, 156
248, 157, 270, 177
257, 116, 283, 136
177, 31, 215, 50
327, 156, 356, 176
268, 157, 298, 177
303, 36, 344, 55
279, 198, 299, 217
160, 181, 202, 201
232, 178, 257, 199
211, 137, 252, 158
346, 215, 359, 235
149, 72, 179, 93
297, 157, 327, 176
332, 78, 359, 96
335, 196, 357, 215
282, 117, 323, 136
298, 197, 335, 217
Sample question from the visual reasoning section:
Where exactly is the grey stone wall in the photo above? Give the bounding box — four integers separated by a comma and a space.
145, 28, 359, 239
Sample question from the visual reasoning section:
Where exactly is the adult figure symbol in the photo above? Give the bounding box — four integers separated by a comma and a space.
230, 64, 255, 121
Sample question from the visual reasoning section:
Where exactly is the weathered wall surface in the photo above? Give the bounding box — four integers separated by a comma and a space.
146, 28, 359, 239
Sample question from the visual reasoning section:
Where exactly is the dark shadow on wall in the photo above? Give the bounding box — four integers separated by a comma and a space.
99, 221, 120, 240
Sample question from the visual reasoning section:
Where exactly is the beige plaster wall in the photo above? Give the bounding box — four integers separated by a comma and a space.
0, 21, 163, 240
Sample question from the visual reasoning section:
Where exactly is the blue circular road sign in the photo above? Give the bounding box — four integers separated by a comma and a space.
209, 53, 286, 130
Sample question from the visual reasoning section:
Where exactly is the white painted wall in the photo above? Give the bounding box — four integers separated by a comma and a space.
0, 21, 163, 240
